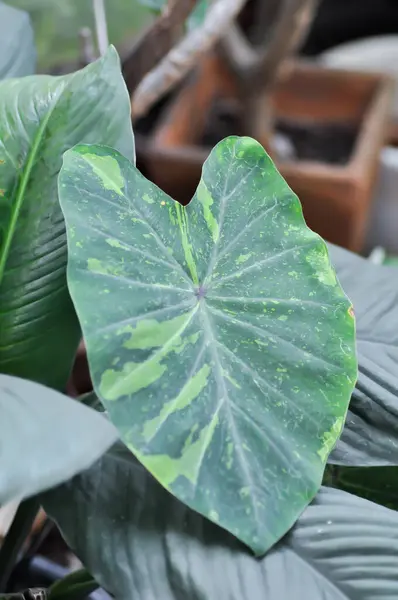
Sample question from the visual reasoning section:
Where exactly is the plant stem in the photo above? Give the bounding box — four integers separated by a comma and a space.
92, 0, 109, 56
0, 498, 39, 591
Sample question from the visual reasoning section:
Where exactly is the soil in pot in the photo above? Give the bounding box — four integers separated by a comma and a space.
201, 97, 358, 165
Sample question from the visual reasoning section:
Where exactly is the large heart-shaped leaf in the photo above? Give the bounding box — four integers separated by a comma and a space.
42, 444, 398, 600
327, 244, 398, 466
58, 137, 356, 555
0, 374, 118, 505
0, 2, 36, 79
0, 46, 134, 390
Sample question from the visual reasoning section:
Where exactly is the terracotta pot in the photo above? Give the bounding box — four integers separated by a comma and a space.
141, 53, 393, 252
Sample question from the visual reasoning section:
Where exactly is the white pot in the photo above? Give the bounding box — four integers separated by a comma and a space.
366, 146, 398, 253
320, 36, 398, 120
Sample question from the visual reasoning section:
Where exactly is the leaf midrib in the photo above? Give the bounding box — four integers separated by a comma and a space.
199, 301, 262, 529
0, 86, 64, 286
202, 149, 259, 286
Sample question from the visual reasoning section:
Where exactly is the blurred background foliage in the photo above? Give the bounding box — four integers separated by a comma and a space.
7, 0, 151, 71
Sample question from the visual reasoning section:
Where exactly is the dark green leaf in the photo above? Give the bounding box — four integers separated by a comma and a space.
0, 2, 36, 79
0, 497, 39, 591
328, 244, 398, 466
0, 46, 134, 390
0, 592, 46, 600
43, 443, 398, 600
58, 137, 356, 555
325, 464, 398, 512
79, 390, 103, 411
0, 374, 118, 504
48, 569, 98, 600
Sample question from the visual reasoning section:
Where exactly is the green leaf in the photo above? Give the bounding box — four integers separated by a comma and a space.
0, 374, 118, 505
42, 443, 398, 600
48, 569, 99, 600
137, 0, 164, 9
0, 2, 36, 79
328, 244, 398, 466
0, 46, 134, 391
325, 464, 398, 511
58, 137, 357, 555
187, 1, 208, 29
138, 0, 208, 28
0, 593, 46, 600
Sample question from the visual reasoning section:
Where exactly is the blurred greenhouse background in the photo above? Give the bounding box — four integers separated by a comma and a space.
7, 0, 150, 71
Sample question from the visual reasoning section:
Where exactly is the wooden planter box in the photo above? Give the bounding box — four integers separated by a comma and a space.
141, 55, 393, 251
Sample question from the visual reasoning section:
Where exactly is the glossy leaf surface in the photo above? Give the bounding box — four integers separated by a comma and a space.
0, 46, 134, 390
0, 2, 36, 79
328, 244, 398, 465
0, 374, 117, 505
59, 137, 357, 554
43, 444, 398, 600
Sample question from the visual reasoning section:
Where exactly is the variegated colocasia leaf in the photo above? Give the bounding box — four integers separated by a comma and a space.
0, 46, 134, 390
59, 137, 357, 555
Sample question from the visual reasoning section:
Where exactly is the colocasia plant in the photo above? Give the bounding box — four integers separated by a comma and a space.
41, 133, 398, 600
55, 137, 357, 557
1, 10, 398, 600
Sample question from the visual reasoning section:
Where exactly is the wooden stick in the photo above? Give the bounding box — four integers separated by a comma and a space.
248, 0, 280, 45
255, 0, 319, 92
123, 0, 197, 95
92, 0, 109, 56
131, 0, 248, 120
220, 0, 318, 89
219, 0, 319, 147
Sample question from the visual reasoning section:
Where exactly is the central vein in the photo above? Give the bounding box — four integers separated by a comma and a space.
175, 203, 199, 285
